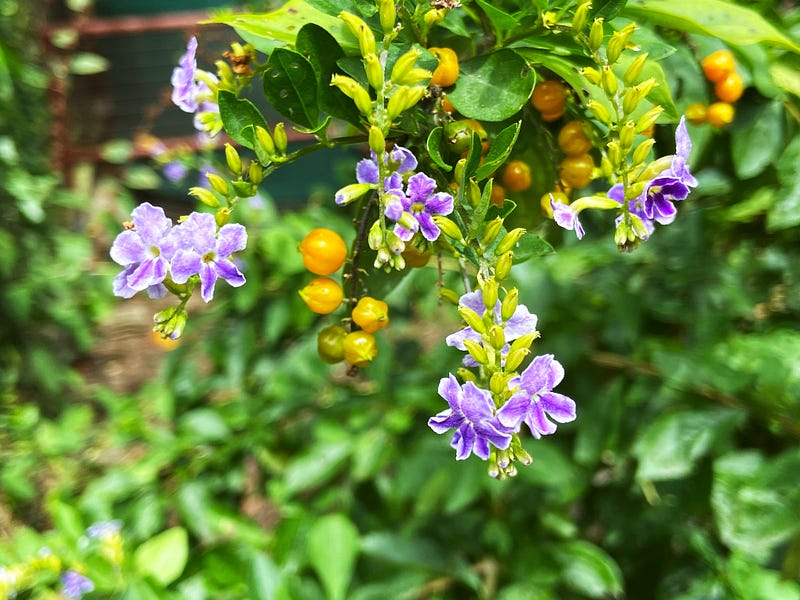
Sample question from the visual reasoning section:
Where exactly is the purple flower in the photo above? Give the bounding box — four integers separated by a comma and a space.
609, 183, 654, 240
498, 354, 576, 438
170, 212, 247, 302
86, 520, 121, 540
356, 145, 418, 184
61, 571, 94, 599
446, 290, 538, 365
163, 160, 188, 183
428, 375, 513, 460
171, 36, 203, 113
385, 172, 454, 241
552, 200, 585, 239
110, 203, 178, 298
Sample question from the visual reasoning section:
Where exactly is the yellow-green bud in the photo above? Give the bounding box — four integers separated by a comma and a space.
629, 212, 650, 239
586, 99, 612, 124
624, 52, 648, 86
153, 307, 187, 340
206, 173, 231, 197
607, 22, 637, 65
215, 207, 231, 227
466, 178, 481, 209
504, 347, 529, 372
601, 66, 618, 96
500, 287, 518, 321
439, 287, 461, 305
580, 67, 602, 86
378, 0, 396, 34
495, 227, 526, 255
454, 159, 466, 186
273, 122, 288, 155
487, 324, 505, 350
335, 182, 373, 206
330, 74, 373, 116
634, 155, 672, 183
572, 1, 591, 33
463, 339, 488, 365
215, 59, 235, 86
424, 8, 446, 28
189, 186, 220, 208
588, 18, 604, 53
480, 217, 504, 247
339, 11, 376, 57
482, 277, 499, 310
386, 85, 426, 121
619, 120, 636, 152
458, 305, 486, 334
495, 251, 513, 281
600, 154, 614, 178
248, 160, 264, 185
632, 137, 655, 166
457, 367, 477, 383
606, 140, 621, 167
635, 104, 664, 134
624, 78, 658, 115
369, 125, 386, 155
509, 331, 539, 354
386, 230, 405, 254
390, 47, 421, 83
254, 125, 275, 160
490, 371, 507, 396
395, 68, 431, 86
432, 215, 463, 240
364, 53, 384, 91
225, 143, 242, 175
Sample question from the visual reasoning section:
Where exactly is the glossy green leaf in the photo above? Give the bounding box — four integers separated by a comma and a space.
134, 527, 188, 586
179, 408, 231, 443
590, 0, 629, 20
447, 50, 535, 122
426, 127, 452, 171
218, 90, 268, 149
282, 440, 351, 497
511, 233, 554, 264
474, 0, 518, 37
624, 0, 800, 53
727, 552, 800, 600
731, 101, 784, 180
556, 540, 624, 599
205, 0, 358, 54
263, 48, 319, 129
475, 121, 521, 181
307, 514, 360, 600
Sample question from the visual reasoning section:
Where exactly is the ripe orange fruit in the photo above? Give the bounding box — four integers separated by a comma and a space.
501, 160, 532, 192
706, 102, 735, 128
714, 72, 744, 103
429, 47, 459, 87
343, 331, 378, 367
558, 120, 592, 156
351, 296, 390, 333
298, 228, 348, 275
685, 102, 708, 126
532, 80, 568, 120
701, 49, 736, 83
299, 277, 344, 314
559, 153, 594, 189
490, 182, 506, 207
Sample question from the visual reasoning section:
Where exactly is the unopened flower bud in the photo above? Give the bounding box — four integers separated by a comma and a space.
623, 78, 658, 115
606, 140, 622, 167
396, 68, 432, 86
482, 277, 499, 310
331, 74, 373, 116
336, 182, 372, 206
369, 125, 386, 155
601, 66, 618, 95
215, 207, 231, 227
509, 332, 539, 354
432, 215, 463, 240
339, 11, 376, 57
248, 160, 264, 185
511, 440, 533, 465
386, 85, 426, 121
635, 104, 663, 134
453, 159, 466, 186
495, 251, 513, 281
588, 18, 604, 53
153, 307, 188, 340
606, 22, 636, 65
580, 66, 602, 86
378, 0, 396, 34
375, 246, 392, 268
439, 287, 461, 305
254, 125, 275, 164
500, 287, 519, 321
504, 347, 529, 372
624, 52, 648, 85
487, 325, 505, 350
368, 220, 383, 250
632, 137, 655, 166
390, 47, 421, 83
481, 217, 504, 247
490, 371, 508, 396
225, 143, 242, 175
619, 120, 636, 152
458, 305, 486, 334
495, 228, 526, 255
466, 179, 482, 209
206, 173, 230, 197
273, 122, 288, 154
364, 53, 384, 91
586, 100, 612, 125
424, 8, 446, 28
189, 186, 220, 208
572, 1, 591, 33
463, 339, 488, 365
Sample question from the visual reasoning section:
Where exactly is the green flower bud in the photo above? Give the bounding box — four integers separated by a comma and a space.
189, 186, 220, 208
457, 367, 477, 383
453, 159, 466, 186
339, 11, 376, 57
368, 220, 383, 250
395, 68, 431, 86
495, 251, 513, 281
586, 99, 612, 125
482, 277, 499, 310
439, 287, 461, 305
386, 85, 426, 121
635, 104, 664, 134
632, 137, 655, 166
424, 8, 446, 27
480, 217, 504, 247
254, 125, 275, 164
385, 229, 405, 255
600, 154, 614, 178
225, 143, 242, 175
206, 173, 231, 197
619, 120, 636, 152
487, 325, 505, 351
495, 228, 526, 255
511, 438, 532, 465
378, 0, 396, 34
463, 339, 488, 365
336, 182, 373, 207
601, 66, 618, 95
432, 215, 463, 240
153, 306, 188, 340
215, 207, 231, 227
504, 347, 529, 373
364, 53, 384, 91
369, 125, 386, 155
490, 371, 508, 396
458, 305, 486, 334
500, 287, 519, 322
624, 52, 648, 86
248, 160, 264, 185
571, 1, 591, 33
330, 74, 373, 116
606, 22, 636, 65
390, 47, 421, 83
588, 18, 604, 53
580, 66, 602, 86
629, 212, 650, 239
606, 139, 622, 167
509, 331, 539, 354
273, 122, 288, 155
624, 78, 658, 116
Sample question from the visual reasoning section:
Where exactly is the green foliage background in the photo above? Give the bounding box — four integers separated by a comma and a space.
2, 0, 800, 598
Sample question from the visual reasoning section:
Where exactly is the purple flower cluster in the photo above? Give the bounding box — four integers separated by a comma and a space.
61, 570, 94, 599
345, 145, 455, 242
430, 291, 576, 461
171, 36, 219, 133
110, 203, 247, 303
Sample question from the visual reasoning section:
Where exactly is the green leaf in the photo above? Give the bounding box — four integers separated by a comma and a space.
47, 499, 84, 542
248, 550, 282, 600
307, 514, 360, 600
475, 121, 521, 181
179, 408, 231, 443
624, 0, 800, 53
731, 101, 784, 180
590, 0, 629, 20
263, 48, 319, 129
447, 50, 535, 122
474, 0, 518, 38
281, 440, 351, 497
510, 233, 554, 264
767, 179, 800, 232
727, 552, 800, 600
555, 540, 624, 599
633, 408, 744, 482
426, 127, 452, 171
134, 527, 189, 586
205, 1, 358, 54
218, 90, 268, 149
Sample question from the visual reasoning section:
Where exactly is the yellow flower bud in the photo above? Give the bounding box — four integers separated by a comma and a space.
189, 186, 220, 208
495, 251, 513, 281
364, 53, 384, 91
378, 0, 396, 34
273, 122, 288, 154
339, 11, 376, 57
463, 339, 488, 365
369, 125, 386, 155
480, 217, 504, 247
224, 143, 242, 175
601, 66, 618, 96
390, 47, 421, 83
588, 18, 604, 53
330, 74, 373, 116
624, 52, 648, 86
586, 99, 612, 124
458, 305, 486, 334
432, 215, 463, 240
495, 228, 526, 255
571, 1, 591, 33
206, 173, 230, 197
500, 287, 519, 321
439, 287, 461, 305
632, 138, 655, 166
607, 22, 637, 64
386, 85, 426, 121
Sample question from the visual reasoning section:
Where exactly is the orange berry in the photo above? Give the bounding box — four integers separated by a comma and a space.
714, 72, 744, 103
490, 182, 506, 207
702, 49, 736, 83
441, 96, 455, 114
351, 296, 390, 333
429, 47, 459, 87
532, 80, 568, 118
685, 102, 708, 126
559, 153, 594, 189
299, 277, 343, 314
558, 120, 592, 156
540, 189, 570, 218
501, 160, 532, 192
298, 228, 348, 275
707, 102, 735, 128
343, 331, 378, 367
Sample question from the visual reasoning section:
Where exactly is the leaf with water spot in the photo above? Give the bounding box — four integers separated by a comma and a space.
218, 90, 268, 149
263, 48, 320, 129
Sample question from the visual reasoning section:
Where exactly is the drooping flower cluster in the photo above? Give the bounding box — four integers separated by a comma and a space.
110, 203, 247, 337
430, 288, 576, 476
171, 36, 221, 136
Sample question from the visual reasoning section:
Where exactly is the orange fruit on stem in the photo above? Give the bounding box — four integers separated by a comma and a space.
559, 153, 594, 189
501, 160, 533, 192
343, 331, 378, 367
714, 72, 744, 103
429, 47, 459, 87
299, 277, 343, 314
707, 102, 735, 128
701, 49, 736, 83
558, 120, 592, 156
299, 228, 348, 275
532, 80, 568, 119
351, 296, 390, 333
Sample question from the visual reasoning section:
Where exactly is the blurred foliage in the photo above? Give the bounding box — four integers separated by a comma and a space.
3, 0, 800, 599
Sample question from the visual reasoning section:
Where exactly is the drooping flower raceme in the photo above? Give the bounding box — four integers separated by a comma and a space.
171, 36, 203, 113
